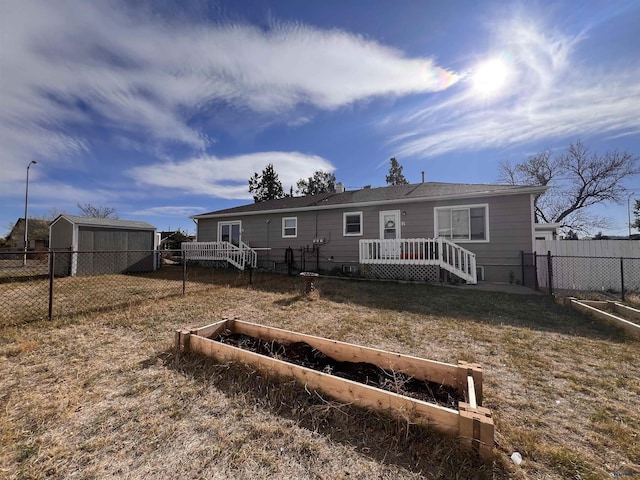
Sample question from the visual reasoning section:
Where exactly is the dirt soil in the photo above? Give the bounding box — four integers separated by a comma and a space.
213, 330, 461, 408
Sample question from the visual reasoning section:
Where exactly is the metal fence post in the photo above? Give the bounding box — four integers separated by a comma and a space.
620, 257, 625, 302
48, 250, 54, 321
547, 251, 553, 295
182, 256, 187, 295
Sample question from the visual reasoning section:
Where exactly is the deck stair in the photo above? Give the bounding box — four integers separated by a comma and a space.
359, 238, 477, 284
182, 241, 257, 271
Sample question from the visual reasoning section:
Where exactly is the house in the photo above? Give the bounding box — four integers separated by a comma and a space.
190, 182, 547, 284
6, 218, 50, 249
49, 215, 158, 276
534, 223, 560, 241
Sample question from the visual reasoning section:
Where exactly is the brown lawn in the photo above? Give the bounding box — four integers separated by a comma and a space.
1, 270, 638, 479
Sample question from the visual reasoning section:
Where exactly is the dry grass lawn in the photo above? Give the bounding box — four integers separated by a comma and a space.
1, 271, 639, 479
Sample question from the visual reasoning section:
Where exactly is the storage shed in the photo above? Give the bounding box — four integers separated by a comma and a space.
49, 215, 158, 276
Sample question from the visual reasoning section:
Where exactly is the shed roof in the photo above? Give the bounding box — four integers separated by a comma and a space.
52, 215, 156, 230
192, 182, 547, 219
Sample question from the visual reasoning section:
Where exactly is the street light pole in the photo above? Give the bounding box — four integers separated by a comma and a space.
22, 160, 37, 267
628, 191, 636, 239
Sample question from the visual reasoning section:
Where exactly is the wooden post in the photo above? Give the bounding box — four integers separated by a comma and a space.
458, 402, 494, 459
175, 329, 191, 353
457, 361, 483, 405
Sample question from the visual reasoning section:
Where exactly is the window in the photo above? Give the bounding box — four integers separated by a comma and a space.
435, 205, 488, 242
282, 217, 297, 238
343, 212, 363, 236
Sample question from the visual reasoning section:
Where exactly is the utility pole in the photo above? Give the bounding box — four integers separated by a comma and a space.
23, 160, 37, 266
628, 191, 636, 238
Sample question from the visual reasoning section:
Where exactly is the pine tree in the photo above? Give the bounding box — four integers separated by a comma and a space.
632, 199, 640, 231
296, 171, 336, 195
248, 164, 285, 202
385, 157, 408, 185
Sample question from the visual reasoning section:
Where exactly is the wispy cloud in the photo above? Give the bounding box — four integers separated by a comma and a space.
0, 0, 458, 186
128, 206, 206, 217
386, 17, 640, 158
128, 151, 335, 199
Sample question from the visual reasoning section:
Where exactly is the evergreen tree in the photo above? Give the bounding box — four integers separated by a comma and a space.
296, 171, 336, 195
248, 163, 285, 202
632, 199, 640, 232
385, 157, 408, 185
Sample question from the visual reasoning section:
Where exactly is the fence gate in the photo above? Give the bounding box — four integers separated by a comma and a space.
521, 251, 537, 290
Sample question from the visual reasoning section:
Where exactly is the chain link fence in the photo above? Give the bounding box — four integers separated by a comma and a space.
0, 249, 249, 327
535, 253, 640, 303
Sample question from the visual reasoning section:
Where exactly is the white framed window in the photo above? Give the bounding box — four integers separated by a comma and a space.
282, 217, 297, 238
434, 204, 489, 242
343, 212, 363, 236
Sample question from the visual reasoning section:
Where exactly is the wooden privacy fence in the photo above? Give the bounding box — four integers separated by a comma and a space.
176, 319, 494, 459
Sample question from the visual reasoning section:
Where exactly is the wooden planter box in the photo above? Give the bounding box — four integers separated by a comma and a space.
565, 298, 640, 337
175, 319, 494, 458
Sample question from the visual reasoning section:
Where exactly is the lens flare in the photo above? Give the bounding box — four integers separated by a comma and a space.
472, 58, 510, 95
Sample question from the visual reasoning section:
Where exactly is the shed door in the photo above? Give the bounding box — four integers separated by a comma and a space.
379, 210, 401, 258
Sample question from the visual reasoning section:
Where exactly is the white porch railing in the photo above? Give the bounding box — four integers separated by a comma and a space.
359, 238, 477, 284
182, 241, 257, 271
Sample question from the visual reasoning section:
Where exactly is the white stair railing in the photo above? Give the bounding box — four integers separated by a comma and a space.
437, 238, 477, 284
359, 238, 477, 284
182, 241, 258, 271
239, 241, 257, 269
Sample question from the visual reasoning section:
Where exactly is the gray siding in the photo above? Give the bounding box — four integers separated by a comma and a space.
50, 217, 74, 276
197, 192, 534, 282
76, 227, 155, 275
49, 217, 74, 250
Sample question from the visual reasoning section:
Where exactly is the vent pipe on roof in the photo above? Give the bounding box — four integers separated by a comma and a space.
335, 182, 345, 193
421, 171, 425, 183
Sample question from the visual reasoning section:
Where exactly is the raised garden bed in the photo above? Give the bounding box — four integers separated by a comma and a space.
175, 318, 494, 458
565, 298, 640, 337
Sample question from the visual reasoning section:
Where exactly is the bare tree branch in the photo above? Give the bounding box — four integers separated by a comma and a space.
499, 140, 639, 234
77, 203, 119, 219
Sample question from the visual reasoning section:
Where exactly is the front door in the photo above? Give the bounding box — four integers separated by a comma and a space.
379, 210, 401, 258
219, 221, 241, 246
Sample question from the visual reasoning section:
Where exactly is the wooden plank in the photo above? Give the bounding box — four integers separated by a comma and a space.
612, 302, 640, 322
192, 319, 230, 338
579, 300, 611, 310
188, 334, 461, 434
571, 300, 640, 337
230, 320, 460, 387
458, 403, 494, 459
467, 376, 477, 409
457, 361, 483, 405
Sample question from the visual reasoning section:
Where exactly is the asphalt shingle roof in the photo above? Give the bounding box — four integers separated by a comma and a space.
57, 215, 156, 230
193, 182, 544, 218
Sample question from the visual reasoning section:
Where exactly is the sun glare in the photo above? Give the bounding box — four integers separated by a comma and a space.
472, 58, 510, 95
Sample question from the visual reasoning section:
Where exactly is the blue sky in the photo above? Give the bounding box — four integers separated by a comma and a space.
1, 0, 639, 237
